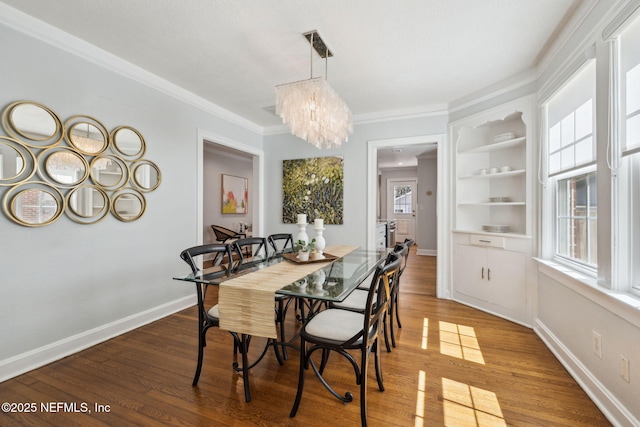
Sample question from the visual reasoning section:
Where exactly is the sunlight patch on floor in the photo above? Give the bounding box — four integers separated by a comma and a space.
414, 369, 426, 427
439, 321, 485, 364
442, 378, 506, 427
421, 317, 429, 350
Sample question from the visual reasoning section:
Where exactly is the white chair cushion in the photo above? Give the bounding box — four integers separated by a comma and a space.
207, 304, 220, 319
331, 289, 372, 311
356, 270, 377, 290
304, 309, 364, 342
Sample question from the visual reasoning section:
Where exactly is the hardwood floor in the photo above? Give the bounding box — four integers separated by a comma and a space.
0, 248, 611, 426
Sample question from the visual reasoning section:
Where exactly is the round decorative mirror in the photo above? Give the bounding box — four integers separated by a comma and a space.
2, 181, 65, 227
38, 147, 90, 187
111, 189, 145, 222
1, 101, 64, 148
130, 160, 161, 192
65, 116, 109, 155
0, 136, 36, 186
90, 155, 129, 190
111, 126, 145, 160
66, 185, 110, 224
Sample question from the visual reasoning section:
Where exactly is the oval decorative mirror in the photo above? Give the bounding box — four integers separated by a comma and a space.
1, 101, 64, 148
89, 155, 129, 190
65, 116, 109, 155
0, 136, 37, 186
111, 126, 145, 160
111, 189, 145, 222
65, 185, 110, 224
2, 181, 65, 227
130, 160, 161, 192
38, 147, 90, 187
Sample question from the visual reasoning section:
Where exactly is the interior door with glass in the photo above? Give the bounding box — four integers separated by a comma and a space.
387, 178, 416, 243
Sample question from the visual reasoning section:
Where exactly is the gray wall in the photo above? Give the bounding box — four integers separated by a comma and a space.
0, 20, 262, 377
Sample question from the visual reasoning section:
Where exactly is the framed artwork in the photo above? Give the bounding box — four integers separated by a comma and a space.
222, 174, 248, 214
282, 156, 343, 224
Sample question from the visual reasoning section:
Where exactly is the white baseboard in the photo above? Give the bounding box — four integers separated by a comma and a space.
534, 319, 639, 427
416, 248, 436, 256
0, 295, 196, 383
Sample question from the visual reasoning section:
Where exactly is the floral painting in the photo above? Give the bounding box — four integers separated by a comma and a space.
222, 174, 248, 214
282, 156, 343, 224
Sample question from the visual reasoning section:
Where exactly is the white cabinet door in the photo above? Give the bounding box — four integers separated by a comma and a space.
485, 247, 526, 313
454, 243, 527, 315
454, 244, 488, 301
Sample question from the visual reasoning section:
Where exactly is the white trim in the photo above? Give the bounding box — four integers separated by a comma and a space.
0, 295, 195, 383
416, 248, 437, 257
534, 319, 639, 427
367, 133, 448, 299
197, 129, 265, 242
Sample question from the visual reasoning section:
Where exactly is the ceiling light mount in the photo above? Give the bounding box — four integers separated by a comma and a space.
303, 30, 333, 58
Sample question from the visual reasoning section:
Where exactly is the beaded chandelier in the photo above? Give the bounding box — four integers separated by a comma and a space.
275, 31, 353, 149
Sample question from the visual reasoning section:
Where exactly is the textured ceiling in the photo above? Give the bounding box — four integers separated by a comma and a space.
0, 0, 587, 134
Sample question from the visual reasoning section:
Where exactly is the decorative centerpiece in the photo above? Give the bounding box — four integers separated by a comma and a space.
295, 238, 316, 261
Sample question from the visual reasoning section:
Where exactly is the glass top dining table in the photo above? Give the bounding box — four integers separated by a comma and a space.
173, 246, 388, 302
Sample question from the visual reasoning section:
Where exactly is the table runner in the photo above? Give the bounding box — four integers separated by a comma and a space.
218, 245, 358, 338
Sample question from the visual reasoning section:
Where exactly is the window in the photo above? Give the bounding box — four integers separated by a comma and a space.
618, 12, 640, 293
556, 172, 597, 266
545, 60, 597, 270
393, 184, 412, 214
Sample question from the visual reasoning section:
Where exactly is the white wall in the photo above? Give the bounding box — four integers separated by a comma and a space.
417, 156, 437, 254
0, 17, 262, 379
203, 146, 253, 244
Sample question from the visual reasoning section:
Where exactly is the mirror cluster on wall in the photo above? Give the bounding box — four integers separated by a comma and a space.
0, 101, 161, 227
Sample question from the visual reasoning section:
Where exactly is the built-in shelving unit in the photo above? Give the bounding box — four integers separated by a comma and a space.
449, 95, 536, 327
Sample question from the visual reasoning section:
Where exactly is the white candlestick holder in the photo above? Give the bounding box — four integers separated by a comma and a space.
296, 222, 309, 246
314, 227, 326, 255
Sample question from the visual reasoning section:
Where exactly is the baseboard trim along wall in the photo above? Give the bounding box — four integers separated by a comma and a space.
416, 249, 437, 256
534, 320, 638, 427
0, 295, 196, 383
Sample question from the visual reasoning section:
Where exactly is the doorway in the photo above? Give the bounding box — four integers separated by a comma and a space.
197, 129, 264, 246
387, 178, 417, 243
366, 133, 450, 299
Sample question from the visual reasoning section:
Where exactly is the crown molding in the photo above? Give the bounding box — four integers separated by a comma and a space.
0, 3, 263, 136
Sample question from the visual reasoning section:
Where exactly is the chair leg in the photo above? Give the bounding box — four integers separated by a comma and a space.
290, 337, 306, 417
383, 311, 392, 353
360, 344, 370, 427
240, 334, 251, 403
192, 331, 205, 386
395, 288, 402, 329
373, 339, 384, 391
389, 298, 397, 348
277, 299, 288, 360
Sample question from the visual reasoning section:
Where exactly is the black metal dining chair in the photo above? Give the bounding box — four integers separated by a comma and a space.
179, 243, 235, 386
393, 238, 414, 328
230, 236, 270, 271
267, 233, 294, 255
290, 253, 402, 427
333, 246, 405, 352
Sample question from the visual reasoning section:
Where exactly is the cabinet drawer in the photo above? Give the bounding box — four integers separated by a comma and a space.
469, 234, 505, 248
